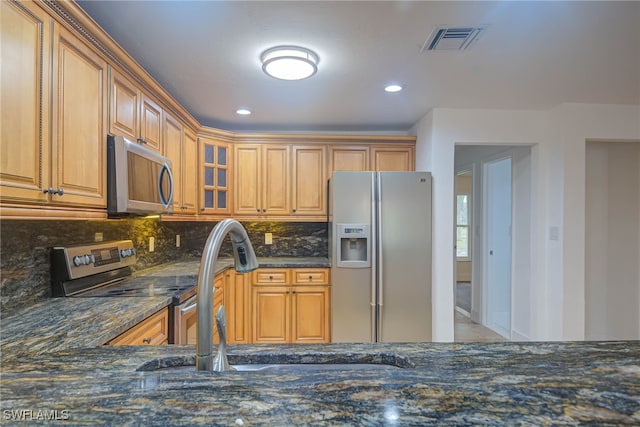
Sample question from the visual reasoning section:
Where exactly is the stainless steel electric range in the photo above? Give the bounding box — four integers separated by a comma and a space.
51, 240, 198, 344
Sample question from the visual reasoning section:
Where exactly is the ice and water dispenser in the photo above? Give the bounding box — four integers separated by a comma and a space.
336, 224, 370, 268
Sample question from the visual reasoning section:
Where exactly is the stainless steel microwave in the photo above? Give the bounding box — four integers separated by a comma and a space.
107, 135, 174, 216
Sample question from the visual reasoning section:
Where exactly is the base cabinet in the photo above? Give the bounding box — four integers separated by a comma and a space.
108, 308, 169, 346
252, 268, 330, 344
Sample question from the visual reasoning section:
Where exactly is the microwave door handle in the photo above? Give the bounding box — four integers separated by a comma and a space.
158, 163, 174, 208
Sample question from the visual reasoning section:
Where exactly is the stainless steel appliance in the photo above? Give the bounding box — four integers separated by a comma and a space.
331, 171, 432, 342
107, 135, 174, 216
51, 240, 197, 344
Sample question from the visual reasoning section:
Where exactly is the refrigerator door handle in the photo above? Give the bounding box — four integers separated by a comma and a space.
375, 172, 384, 342
370, 172, 378, 343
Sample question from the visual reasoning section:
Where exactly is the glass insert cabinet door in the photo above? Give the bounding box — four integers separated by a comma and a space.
200, 138, 230, 214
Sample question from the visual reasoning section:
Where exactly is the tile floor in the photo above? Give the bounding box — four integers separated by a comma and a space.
454, 310, 507, 343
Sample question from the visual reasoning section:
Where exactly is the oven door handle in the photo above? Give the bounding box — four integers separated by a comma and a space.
179, 296, 197, 314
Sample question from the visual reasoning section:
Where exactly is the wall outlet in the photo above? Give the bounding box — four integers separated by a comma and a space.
176, 234, 181, 248
265, 233, 273, 245
149, 237, 155, 252
94, 232, 103, 242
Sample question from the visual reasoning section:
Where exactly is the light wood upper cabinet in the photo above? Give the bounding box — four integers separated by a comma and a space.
140, 94, 163, 153
181, 128, 198, 213
329, 146, 369, 172
0, 0, 51, 203
234, 144, 290, 216
162, 112, 183, 212
263, 145, 290, 215
371, 146, 414, 171
109, 68, 139, 140
51, 24, 107, 207
200, 137, 231, 214
291, 145, 326, 216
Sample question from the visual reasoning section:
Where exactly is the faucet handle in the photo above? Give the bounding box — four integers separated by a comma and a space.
212, 305, 233, 372
216, 305, 227, 345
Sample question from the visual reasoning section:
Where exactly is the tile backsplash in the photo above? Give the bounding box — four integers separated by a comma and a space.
0, 219, 328, 316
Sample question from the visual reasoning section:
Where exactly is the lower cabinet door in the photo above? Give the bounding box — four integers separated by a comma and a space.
291, 286, 330, 343
252, 286, 290, 343
108, 308, 169, 346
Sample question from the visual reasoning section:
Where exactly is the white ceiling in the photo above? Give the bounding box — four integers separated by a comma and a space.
77, 1, 640, 133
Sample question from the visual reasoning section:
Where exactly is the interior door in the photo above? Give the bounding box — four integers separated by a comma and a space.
484, 157, 512, 338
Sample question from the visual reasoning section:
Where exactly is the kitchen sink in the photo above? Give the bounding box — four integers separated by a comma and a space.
136, 354, 413, 373
145, 363, 401, 373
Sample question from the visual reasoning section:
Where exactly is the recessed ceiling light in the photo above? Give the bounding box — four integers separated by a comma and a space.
236, 108, 251, 116
261, 46, 319, 80
384, 84, 403, 93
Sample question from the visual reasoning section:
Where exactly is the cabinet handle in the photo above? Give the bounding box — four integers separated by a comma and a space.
256, 208, 260, 213
308, 275, 313, 280
263, 209, 267, 213
292, 208, 297, 213
269, 275, 273, 280
200, 207, 206, 211
137, 138, 147, 145
45, 187, 64, 196
291, 290, 296, 294
142, 337, 151, 344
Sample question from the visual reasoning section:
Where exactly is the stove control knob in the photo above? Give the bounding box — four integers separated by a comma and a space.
73, 256, 83, 267
84, 254, 94, 265
120, 248, 134, 258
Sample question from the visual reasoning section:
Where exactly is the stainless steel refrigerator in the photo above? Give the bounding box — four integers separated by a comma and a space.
331, 171, 432, 342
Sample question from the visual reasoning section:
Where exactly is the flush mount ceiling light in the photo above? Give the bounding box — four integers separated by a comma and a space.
261, 46, 319, 80
384, 84, 403, 93
236, 108, 251, 116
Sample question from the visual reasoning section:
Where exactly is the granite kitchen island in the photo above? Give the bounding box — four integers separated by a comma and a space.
2, 339, 639, 425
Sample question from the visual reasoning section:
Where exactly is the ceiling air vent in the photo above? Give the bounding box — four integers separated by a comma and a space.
422, 26, 485, 51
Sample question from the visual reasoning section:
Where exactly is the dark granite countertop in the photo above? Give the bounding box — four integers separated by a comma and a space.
1, 257, 638, 425
1, 341, 639, 425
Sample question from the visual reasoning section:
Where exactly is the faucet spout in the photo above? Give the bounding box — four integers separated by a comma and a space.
196, 219, 258, 371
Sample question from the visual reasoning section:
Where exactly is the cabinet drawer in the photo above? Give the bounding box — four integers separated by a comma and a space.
108, 308, 169, 346
253, 269, 289, 285
293, 269, 330, 285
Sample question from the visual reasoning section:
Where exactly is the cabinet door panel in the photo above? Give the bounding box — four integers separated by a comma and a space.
0, 1, 50, 202
225, 271, 252, 344
140, 95, 162, 152
292, 146, 325, 215
263, 145, 290, 215
182, 128, 198, 213
329, 146, 369, 172
53, 26, 107, 207
291, 286, 330, 343
234, 145, 261, 214
252, 286, 289, 343
163, 113, 182, 211
109, 69, 138, 140
372, 147, 414, 171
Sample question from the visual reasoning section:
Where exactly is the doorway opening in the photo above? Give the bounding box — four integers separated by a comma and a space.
453, 145, 533, 342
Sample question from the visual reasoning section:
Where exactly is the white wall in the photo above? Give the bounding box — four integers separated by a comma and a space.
551, 103, 640, 340
412, 103, 640, 342
412, 108, 546, 341
585, 141, 640, 340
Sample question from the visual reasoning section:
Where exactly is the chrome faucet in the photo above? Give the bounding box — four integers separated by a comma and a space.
196, 219, 258, 371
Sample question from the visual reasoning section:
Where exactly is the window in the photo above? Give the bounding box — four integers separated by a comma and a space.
456, 194, 470, 259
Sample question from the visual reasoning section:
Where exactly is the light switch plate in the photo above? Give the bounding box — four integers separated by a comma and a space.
94, 232, 103, 242
265, 233, 273, 245
149, 237, 155, 252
